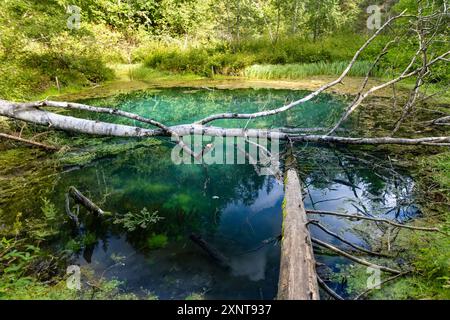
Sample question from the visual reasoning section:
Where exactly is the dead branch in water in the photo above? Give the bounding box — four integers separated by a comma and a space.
68, 186, 105, 216
308, 221, 390, 257
65, 193, 80, 228
0, 132, 58, 151
2, 102, 450, 147
311, 237, 403, 274
317, 276, 344, 300
307, 210, 446, 234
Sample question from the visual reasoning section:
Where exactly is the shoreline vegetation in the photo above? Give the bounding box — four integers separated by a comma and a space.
27, 61, 450, 104
0, 0, 448, 300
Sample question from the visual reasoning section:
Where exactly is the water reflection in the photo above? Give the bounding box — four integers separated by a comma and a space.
51, 142, 417, 299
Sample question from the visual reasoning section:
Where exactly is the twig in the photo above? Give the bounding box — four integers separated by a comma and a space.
307, 209, 446, 234
0, 132, 58, 151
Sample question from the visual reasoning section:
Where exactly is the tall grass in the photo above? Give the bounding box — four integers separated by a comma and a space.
140, 34, 389, 79
139, 33, 450, 83
244, 61, 383, 80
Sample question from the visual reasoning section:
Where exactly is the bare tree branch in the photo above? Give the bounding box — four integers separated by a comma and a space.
326, 51, 449, 135
317, 276, 344, 300
312, 237, 403, 274
308, 221, 390, 257
2, 100, 450, 147
307, 210, 446, 234
0, 132, 59, 151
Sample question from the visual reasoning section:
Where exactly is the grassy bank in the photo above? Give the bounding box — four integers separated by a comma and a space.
244, 61, 382, 79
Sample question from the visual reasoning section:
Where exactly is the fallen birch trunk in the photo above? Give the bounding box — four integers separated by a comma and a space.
1, 100, 450, 146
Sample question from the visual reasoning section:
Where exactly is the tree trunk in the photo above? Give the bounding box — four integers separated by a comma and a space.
277, 150, 319, 300
1, 100, 450, 146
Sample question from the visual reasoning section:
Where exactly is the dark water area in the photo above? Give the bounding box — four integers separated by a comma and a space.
1, 88, 420, 299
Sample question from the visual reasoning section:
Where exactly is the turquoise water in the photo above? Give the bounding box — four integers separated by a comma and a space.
20, 88, 420, 299
74, 87, 346, 129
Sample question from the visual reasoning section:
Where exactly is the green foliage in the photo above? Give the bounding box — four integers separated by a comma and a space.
0, 269, 147, 300
0, 237, 40, 277
304, 0, 360, 41
145, 48, 213, 76
0, 0, 116, 100
425, 152, 450, 188
403, 152, 450, 299
24, 50, 114, 86
1, 0, 447, 99
25, 198, 61, 240
41, 197, 58, 222
185, 292, 205, 300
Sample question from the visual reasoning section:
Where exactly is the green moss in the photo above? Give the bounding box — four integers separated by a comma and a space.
185, 293, 205, 300
146, 184, 173, 194
147, 234, 168, 250
163, 194, 195, 212
0, 276, 146, 300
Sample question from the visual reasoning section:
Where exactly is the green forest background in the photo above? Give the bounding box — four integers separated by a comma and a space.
1, 0, 448, 100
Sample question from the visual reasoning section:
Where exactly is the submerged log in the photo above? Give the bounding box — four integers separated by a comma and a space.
189, 234, 230, 269
68, 186, 105, 216
277, 151, 319, 300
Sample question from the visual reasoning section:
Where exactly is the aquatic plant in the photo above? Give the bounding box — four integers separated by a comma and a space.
114, 208, 164, 232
